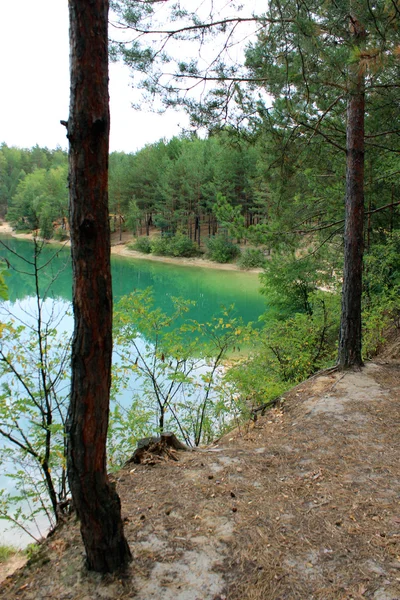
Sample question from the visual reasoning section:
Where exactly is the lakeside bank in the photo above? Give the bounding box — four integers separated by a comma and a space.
0, 222, 263, 274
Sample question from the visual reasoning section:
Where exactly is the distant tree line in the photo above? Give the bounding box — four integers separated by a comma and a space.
2, 124, 399, 256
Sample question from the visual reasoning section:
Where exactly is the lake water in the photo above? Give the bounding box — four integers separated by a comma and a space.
0, 237, 265, 325
0, 236, 266, 547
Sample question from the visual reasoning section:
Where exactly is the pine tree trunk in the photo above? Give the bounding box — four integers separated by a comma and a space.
66, 0, 132, 573
338, 18, 365, 369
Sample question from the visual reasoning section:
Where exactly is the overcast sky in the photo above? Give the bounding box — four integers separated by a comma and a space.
0, 1, 189, 153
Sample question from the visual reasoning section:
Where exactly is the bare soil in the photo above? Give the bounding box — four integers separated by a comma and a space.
1, 332, 399, 599
0, 555, 26, 585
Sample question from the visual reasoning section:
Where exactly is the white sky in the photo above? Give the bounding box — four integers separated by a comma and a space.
0, 0, 189, 153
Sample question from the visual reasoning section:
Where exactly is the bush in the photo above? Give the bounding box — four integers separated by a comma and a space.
150, 234, 199, 258
0, 545, 18, 563
39, 213, 54, 240
53, 228, 69, 242
364, 231, 400, 298
168, 233, 199, 257
150, 236, 170, 256
259, 252, 334, 318
205, 235, 241, 263
237, 248, 267, 270
362, 230, 400, 357
131, 236, 152, 254
227, 293, 340, 409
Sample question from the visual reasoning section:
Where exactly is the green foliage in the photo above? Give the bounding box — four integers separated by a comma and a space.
39, 206, 53, 240
228, 293, 340, 408
165, 233, 199, 258
151, 233, 199, 257
107, 401, 154, 471
362, 299, 394, 359
131, 236, 152, 254
125, 199, 142, 235
111, 289, 246, 457
364, 231, 400, 299
0, 266, 8, 302
205, 234, 241, 263
213, 193, 245, 239
237, 248, 266, 270
0, 544, 18, 562
0, 144, 67, 218
0, 243, 71, 539
362, 231, 400, 358
262, 295, 339, 383
149, 235, 172, 256
0, 319, 71, 539
260, 251, 334, 318
7, 165, 68, 236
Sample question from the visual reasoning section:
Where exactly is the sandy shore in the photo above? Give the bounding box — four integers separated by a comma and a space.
0, 222, 262, 273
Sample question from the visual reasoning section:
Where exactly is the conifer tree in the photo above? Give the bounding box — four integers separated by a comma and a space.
66, 0, 132, 573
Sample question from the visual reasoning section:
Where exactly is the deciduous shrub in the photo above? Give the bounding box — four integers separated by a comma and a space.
237, 248, 266, 270
167, 233, 199, 257
227, 293, 340, 409
54, 228, 69, 242
151, 233, 199, 257
362, 230, 400, 357
150, 236, 171, 256
205, 235, 241, 263
131, 236, 152, 254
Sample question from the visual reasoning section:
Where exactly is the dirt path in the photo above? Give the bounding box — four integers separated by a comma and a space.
0, 555, 26, 586
1, 338, 399, 599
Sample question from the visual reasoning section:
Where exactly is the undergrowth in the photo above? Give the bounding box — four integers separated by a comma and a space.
0, 545, 18, 563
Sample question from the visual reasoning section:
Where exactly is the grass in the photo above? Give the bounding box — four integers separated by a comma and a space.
0, 544, 18, 562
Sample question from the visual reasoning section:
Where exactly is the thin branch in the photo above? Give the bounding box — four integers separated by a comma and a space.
297, 119, 346, 152
114, 16, 286, 37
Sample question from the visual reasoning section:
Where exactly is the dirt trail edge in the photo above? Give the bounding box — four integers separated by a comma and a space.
1, 350, 400, 599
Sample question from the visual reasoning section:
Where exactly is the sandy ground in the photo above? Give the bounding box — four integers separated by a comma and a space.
0, 331, 399, 599
0, 222, 262, 273
0, 555, 27, 586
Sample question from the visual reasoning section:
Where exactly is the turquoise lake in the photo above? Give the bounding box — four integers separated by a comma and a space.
0, 236, 266, 546
0, 236, 266, 327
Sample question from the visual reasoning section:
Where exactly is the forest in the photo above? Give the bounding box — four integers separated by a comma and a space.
0, 0, 399, 580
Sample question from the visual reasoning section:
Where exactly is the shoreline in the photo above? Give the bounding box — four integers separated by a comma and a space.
0, 223, 263, 274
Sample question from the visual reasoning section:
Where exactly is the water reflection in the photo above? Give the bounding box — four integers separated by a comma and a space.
0, 237, 266, 546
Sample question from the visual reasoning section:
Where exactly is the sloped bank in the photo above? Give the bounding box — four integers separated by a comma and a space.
0, 334, 399, 599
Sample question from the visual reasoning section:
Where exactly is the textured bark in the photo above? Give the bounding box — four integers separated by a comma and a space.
66, 0, 131, 573
338, 17, 366, 369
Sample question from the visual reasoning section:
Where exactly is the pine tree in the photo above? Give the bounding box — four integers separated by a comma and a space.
66, 0, 132, 573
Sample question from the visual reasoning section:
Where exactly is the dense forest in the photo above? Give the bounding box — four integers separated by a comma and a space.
1, 112, 399, 383
2, 121, 399, 256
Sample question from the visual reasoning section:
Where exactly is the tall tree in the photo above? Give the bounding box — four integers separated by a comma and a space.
244, 0, 400, 368
113, 0, 400, 367
338, 12, 366, 368
65, 0, 131, 573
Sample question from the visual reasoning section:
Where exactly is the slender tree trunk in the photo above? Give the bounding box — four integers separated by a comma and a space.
390, 183, 394, 234
66, 0, 132, 573
338, 17, 365, 369
196, 214, 201, 247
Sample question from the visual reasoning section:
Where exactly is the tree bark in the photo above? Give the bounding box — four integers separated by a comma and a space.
338, 16, 366, 369
66, 0, 132, 573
